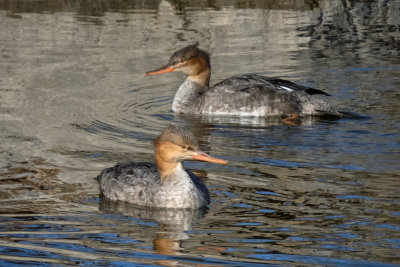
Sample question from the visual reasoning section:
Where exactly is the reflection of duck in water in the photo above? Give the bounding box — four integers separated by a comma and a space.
97, 125, 227, 209
100, 198, 208, 265
146, 44, 340, 118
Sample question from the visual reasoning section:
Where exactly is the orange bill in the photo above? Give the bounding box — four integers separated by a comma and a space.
145, 65, 175, 76
192, 152, 228, 165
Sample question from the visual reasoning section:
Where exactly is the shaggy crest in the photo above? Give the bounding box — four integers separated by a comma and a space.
154, 125, 198, 150
168, 44, 210, 68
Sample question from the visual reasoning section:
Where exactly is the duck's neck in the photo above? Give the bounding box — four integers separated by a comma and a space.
155, 157, 180, 180
190, 68, 211, 88
172, 69, 210, 113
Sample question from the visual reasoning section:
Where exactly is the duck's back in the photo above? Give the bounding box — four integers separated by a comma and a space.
98, 162, 161, 205
201, 75, 337, 116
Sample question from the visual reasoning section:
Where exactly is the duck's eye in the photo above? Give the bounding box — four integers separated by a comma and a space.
182, 145, 194, 151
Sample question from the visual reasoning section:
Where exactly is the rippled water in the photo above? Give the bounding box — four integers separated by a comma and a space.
0, 0, 399, 266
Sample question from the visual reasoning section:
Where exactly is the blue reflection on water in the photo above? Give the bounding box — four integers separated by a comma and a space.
336, 195, 372, 200
248, 253, 399, 267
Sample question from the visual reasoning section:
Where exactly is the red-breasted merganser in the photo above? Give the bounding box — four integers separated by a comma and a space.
145, 44, 339, 117
97, 125, 227, 209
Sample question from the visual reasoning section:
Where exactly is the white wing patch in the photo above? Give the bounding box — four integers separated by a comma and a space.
278, 85, 294, 92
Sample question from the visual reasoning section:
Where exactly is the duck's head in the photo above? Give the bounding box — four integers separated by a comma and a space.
153, 125, 226, 177
145, 44, 211, 87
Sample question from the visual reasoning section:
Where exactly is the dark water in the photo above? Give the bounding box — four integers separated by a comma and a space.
0, 0, 399, 266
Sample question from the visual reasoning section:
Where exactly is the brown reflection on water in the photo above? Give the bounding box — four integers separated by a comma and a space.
0, 158, 89, 214
99, 198, 209, 266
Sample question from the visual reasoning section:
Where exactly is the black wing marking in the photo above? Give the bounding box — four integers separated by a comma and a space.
266, 77, 330, 96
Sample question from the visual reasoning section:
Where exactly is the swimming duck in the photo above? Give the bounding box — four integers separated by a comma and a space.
145, 44, 339, 117
97, 125, 227, 209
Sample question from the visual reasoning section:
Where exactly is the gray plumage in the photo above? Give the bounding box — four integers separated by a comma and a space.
97, 162, 210, 209
191, 75, 339, 116
97, 125, 212, 209
147, 44, 340, 117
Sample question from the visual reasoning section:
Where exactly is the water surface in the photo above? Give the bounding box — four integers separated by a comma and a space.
0, 0, 399, 266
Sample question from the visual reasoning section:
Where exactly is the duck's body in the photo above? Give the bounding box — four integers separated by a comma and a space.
98, 162, 210, 208
146, 44, 339, 117
173, 74, 337, 116
97, 125, 227, 209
